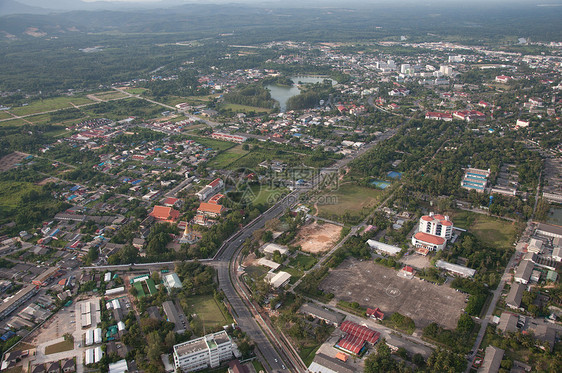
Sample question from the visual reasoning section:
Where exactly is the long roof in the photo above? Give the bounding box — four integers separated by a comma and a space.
414, 232, 445, 245
340, 320, 380, 344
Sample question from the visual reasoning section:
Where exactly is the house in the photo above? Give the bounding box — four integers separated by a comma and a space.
531, 324, 556, 352
496, 312, 518, 334
453, 110, 486, 122
514, 260, 534, 284
31, 365, 46, 373
149, 206, 180, 223
515, 119, 530, 128
47, 361, 60, 373
197, 202, 225, 218
495, 75, 512, 83
366, 307, 385, 321
479, 345, 504, 373
425, 112, 453, 121
506, 283, 525, 309
399, 265, 415, 279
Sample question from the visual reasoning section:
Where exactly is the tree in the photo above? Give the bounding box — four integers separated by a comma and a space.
165, 330, 176, 350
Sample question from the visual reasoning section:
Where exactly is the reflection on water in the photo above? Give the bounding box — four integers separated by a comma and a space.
266, 76, 334, 112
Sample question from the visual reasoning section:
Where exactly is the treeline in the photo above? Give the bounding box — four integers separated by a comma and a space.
224, 84, 275, 108
286, 82, 333, 111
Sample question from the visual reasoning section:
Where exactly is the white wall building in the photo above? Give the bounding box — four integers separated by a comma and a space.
195, 178, 224, 201
173, 331, 233, 372
411, 213, 453, 251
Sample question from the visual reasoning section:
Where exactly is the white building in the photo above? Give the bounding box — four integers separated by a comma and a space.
195, 178, 224, 201
266, 271, 292, 289
528, 238, 544, 254
163, 273, 183, 291
411, 213, 452, 251
94, 328, 102, 344
435, 260, 476, 278
173, 331, 233, 372
366, 239, 402, 256
261, 242, 289, 256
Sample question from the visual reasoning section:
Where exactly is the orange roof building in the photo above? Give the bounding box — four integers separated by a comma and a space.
149, 206, 180, 223
197, 202, 225, 217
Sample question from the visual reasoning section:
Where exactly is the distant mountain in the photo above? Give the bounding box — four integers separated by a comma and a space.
0, 0, 51, 16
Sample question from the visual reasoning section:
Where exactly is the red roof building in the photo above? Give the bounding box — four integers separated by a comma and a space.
162, 197, 180, 207
197, 202, 225, 217
336, 321, 380, 355
366, 307, 385, 320
425, 112, 453, 121
208, 194, 224, 205
149, 206, 180, 223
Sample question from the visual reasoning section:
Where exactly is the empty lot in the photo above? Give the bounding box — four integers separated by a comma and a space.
319, 258, 466, 330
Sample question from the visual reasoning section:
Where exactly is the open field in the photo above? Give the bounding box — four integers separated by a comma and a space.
222, 103, 272, 114
207, 144, 249, 169
294, 221, 342, 253
189, 136, 236, 152
0, 118, 28, 126
0, 181, 40, 212
0, 111, 13, 120
250, 185, 288, 206
0, 152, 29, 172
320, 258, 467, 330
183, 294, 231, 328
317, 183, 383, 222
289, 253, 317, 270
451, 211, 522, 249
44, 339, 74, 355
10, 96, 94, 116
91, 90, 129, 101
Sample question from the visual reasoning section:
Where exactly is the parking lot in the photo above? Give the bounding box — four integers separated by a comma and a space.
320, 258, 467, 330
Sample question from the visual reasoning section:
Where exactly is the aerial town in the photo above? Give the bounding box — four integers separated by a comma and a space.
0, 2, 561, 373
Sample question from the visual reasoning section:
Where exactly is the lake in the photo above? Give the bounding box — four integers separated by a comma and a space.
266, 76, 334, 112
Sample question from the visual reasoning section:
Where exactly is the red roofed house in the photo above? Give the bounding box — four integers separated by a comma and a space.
366, 307, 385, 321
149, 206, 180, 223
453, 110, 486, 122
400, 265, 415, 279
162, 197, 181, 208
478, 101, 490, 108
411, 212, 452, 251
425, 112, 453, 121
495, 75, 512, 83
197, 202, 225, 218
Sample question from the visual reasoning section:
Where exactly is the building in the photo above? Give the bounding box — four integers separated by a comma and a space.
528, 238, 544, 254
196, 178, 224, 201
307, 353, 355, 373
163, 273, 183, 291
366, 239, 402, 256
108, 360, 128, 373
266, 271, 291, 289
256, 258, 280, 271
197, 202, 225, 218
163, 197, 181, 208
425, 112, 453, 121
461, 168, 490, 192
411, 213, 453, 251
479, 345, 504, 373
0, 284, 39, 320
514, 260, 534, 284
261, 242, 289, 256
149, 206, 180, 223
453, 110, 485, 121
173, 331, 233, 372
536, 223, 562, 239
211, 132, 247, 143
299, 303, 345, 326
435, 260, 476, 278
366, 307, 385, 321
32, 267, 60, 287
496, 312, 518, 334
506, 283, 525, 309
163, 301, 185, 334
515, 119, 530, 128
335, 321, 380, 356
531, 324, 556, 352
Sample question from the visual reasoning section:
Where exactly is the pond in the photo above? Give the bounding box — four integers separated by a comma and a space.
265, 76, 334, 112
547, 207, 562, 226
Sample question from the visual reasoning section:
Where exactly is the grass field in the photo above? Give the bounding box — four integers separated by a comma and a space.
283, 266, 303, 284
249, 185, 288, 206
183, 295, 232, 328
10, 96, 94, 116
317, 183, 383, 222
451, 211, 522, 249
92, 91, 129, 100
0, 111, 13, 120
0, 118, 28, 127
189, 136, 236, 152
207, 145, 249, 169
222, 103, 272, 114
289, 253, 317, 271
124, 88, 148, 94
45, 339, 74, 355
299, 344, 322, 367
0, 181, 40, 216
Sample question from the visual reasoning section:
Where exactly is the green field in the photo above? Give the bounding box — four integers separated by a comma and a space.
189, 136, 236, 152
299, 344, 322, 367
183, 295, 232, 328
0, 118, 28, 127
0, 111, 13, 120
207, 144, 249, 169
222, 103, 272, 114
0, 181, 40, 215
283, 266, 303, 284
124, 88, 148, 94
10, 96, 94, 116
289, 253, 317, 270
45, 339, 74, 355
92, 91, 129, 100
451, 211, 522, 249
317, 183, 383, 222
248, 185, 288, 206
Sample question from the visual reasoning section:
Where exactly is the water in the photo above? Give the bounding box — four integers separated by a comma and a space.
266, 76, 334, 112
371, 180, 391, 189
547, 207, 562, 226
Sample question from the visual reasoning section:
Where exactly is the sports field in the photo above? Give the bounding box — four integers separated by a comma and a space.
10, 96, 94, 116
451, 211, 522, 249
182, 295, 231, 328
317, 183, 383, 222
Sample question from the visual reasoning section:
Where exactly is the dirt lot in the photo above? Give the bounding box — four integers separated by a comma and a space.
320, 258, 467, 330
400, 253, 431, 269
294, 222, 342, 253
0, 152, 28, 172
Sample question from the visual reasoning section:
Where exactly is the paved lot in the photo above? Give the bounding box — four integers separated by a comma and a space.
320, 258, 467, 330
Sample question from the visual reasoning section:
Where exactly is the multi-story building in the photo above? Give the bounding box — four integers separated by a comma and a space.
196, 178, 224, 201
411, 213, 453, 251
173, 331, 233, 372
461, 168, 490, 192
